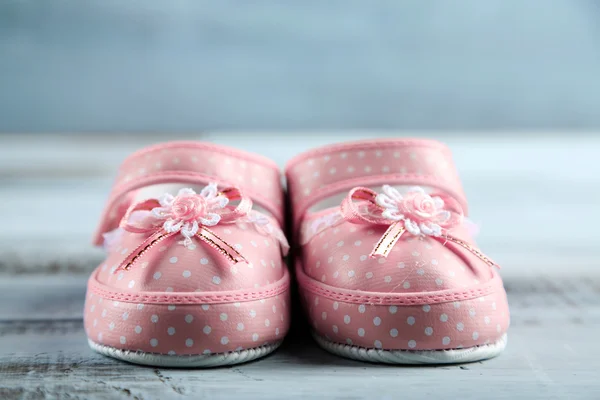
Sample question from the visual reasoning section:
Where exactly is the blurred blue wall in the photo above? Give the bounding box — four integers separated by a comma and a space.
1, 0, 600, 132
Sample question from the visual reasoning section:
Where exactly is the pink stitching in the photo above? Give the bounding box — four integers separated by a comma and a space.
300, 283, 495, 305
284, 138, 451, 171
295, 262, 501, 305
88, 269, 290, 305
89, 285, 290, 304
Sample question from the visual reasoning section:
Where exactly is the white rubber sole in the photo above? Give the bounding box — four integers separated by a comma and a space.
88, 339, 282, 368
313, 332, 507, 364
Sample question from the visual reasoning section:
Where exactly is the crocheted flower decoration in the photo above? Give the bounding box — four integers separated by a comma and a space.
151, 184, 228, 247
375, 185, 451, 236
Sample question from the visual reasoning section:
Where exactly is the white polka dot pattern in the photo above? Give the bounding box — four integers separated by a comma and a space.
287, 139, 510, 354
85, 291, 290, 355
94, 142, 284, 245
296, 217, 509, 351
286, 139, 467, 223
86, 142, 291, 360
302, 220, 489, 294
86, 221, 290, 355
301, 287, 508, 351
97, 222, 285, 292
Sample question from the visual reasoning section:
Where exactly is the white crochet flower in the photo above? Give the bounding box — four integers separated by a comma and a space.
151, 184, 228, 247
375, 185, 451, 237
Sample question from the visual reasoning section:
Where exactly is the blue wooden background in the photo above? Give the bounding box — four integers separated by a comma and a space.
1, 0, 600, 132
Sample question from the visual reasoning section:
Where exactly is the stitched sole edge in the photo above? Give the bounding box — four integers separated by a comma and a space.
295, 261, 503, 306
88, 339, 282, 368
88, 267, 291, 305
313, 332, 507, 364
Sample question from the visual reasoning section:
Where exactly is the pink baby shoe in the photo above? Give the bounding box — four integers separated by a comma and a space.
84, 142, 290, 367
285, 139, 509, 364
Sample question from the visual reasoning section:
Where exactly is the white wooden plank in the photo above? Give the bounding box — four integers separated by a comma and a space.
1, 133, 598, 398
0, 276, 598, 399
1, 133, 599, 275
1, 275, 599, 323
0, 321, 598, 399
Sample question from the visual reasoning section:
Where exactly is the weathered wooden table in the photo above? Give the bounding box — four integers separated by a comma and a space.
1, 133, 599, 399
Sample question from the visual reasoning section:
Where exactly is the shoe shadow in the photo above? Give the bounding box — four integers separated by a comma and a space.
269, 317, 459, 370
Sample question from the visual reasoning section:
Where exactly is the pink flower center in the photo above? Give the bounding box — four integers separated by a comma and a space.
401, 193, 437, 221
171, 195, 207, 221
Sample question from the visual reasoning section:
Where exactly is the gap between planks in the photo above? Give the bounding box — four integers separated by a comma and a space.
0, 275, 599, 399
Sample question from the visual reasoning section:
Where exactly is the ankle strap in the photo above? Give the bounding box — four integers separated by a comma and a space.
92, 141, 283, 245
285, 138, 468, 227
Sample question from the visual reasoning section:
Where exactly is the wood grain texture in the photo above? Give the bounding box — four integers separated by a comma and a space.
1, 133, 599, 398
1, 133, 599, 276
0, 275, 599, 399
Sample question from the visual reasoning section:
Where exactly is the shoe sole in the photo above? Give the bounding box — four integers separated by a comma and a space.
313, 332, 507, 364
88, 339, 282, 367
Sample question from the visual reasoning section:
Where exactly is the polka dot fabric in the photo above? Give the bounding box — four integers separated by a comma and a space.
301, 221, 492, 293
84, 290, 289, 356
285, 138, 468, 226
301, 291, 508, 351
85, 142, 290, 365
286, 139, 510, 361
94, 222, 285, 293
93, 142, 284, 246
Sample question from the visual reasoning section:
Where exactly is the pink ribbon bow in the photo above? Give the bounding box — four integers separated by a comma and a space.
340, 185, 499, 268
115, 185, 256, 272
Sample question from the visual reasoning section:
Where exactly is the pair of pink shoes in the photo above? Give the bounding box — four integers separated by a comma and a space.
84, 139, 509, 367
